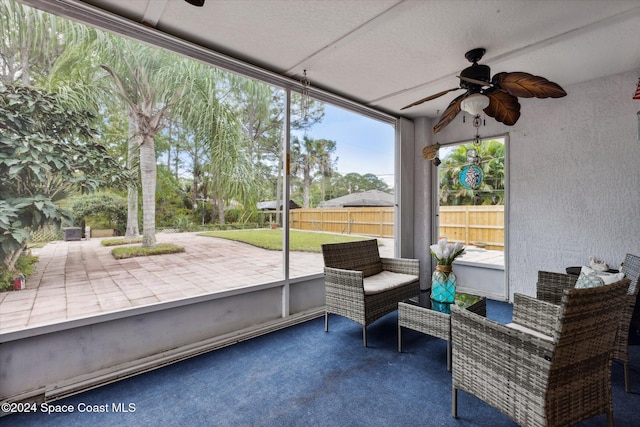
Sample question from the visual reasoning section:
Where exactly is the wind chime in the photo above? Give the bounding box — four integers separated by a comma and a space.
458, 113, 484, 200
300, 69, 311, 124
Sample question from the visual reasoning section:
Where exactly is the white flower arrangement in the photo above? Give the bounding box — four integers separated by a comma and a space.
430, 238, 465, 266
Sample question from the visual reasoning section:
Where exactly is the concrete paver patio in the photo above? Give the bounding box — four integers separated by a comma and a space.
0, 232, 345, 334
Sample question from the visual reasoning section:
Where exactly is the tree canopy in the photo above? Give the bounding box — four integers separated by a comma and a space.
0, 83, 129, 271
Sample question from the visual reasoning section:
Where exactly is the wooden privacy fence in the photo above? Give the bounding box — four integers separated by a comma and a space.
289, 205, 505, 250
289, 207, 394, 238
438, 205, 504, 251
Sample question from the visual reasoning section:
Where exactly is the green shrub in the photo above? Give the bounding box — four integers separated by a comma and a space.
224, 208, 241, 224
68, 192, 127, 235
174, 213, 193, 232
0, 254, 39, 293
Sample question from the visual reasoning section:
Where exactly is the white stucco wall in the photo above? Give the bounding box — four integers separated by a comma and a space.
415, 70, 640, 300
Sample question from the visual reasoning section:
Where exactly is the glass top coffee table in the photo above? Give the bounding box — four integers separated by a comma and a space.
398, 292, 486, 371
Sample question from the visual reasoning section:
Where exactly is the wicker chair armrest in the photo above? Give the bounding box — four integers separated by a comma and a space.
620, 292, 638, 325
537, 271, 577, 304
324, 266, 364, 289
512, 293, 560, 337
380, 257, 419, 275
451, 305, 554, 402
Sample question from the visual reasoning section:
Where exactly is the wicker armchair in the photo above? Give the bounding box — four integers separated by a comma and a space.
322, 239, 420, 347
451, 278, 629, 427
537, 253, 640, 392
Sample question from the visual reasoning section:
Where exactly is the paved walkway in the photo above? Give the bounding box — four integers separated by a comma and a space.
0, 233, 394, 334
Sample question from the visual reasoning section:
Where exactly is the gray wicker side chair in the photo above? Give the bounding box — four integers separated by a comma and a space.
322, 239, 420, 347
451, 278, 629, 427
537, 253, 640, 392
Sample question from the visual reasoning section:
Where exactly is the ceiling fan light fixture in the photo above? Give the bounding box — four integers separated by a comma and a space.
461, 93, 490, 116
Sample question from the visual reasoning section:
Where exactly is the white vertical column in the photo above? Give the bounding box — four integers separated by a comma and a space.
282, 89, 291, 317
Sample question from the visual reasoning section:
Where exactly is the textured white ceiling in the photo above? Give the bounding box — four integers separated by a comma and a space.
76, 0, 640, 120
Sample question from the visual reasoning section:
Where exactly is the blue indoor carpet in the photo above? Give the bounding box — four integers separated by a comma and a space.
2, 300, 639, 426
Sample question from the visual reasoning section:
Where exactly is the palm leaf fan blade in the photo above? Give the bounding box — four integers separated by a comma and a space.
484, 90, 521, 125
432, 93, 465, 134
401, 87, 461, 110
494, 72, 567, 98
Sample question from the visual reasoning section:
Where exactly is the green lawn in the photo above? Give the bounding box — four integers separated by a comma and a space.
198, 229, 375, 252
101, 237, 144, 246
111, 243, 185, 259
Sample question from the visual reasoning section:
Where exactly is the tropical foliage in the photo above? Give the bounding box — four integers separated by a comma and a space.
438, 139, 505, 206
0, 83, 129, 272
0, 1, 393, 277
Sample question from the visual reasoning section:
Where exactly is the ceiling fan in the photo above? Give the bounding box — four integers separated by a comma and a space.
402, 48, 567, 133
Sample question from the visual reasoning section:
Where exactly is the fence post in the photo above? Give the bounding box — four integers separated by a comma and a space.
464, 206, 470, 245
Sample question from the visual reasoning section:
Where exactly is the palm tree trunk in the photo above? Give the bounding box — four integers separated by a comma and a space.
140, 135, 157, 247
125, 186, 139, 237
125, 120, 140, 237
217, 196, 225, 224
303, 161, 312, 208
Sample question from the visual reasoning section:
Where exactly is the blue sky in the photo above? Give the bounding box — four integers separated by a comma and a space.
297, 104, 395, 187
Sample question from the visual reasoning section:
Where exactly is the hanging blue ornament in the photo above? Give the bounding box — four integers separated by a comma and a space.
459, 165, 483, 189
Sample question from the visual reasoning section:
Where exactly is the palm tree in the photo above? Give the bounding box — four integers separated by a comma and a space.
0, 0, 65, 85
98, 39, 187, 247
41, 19, 252, 238
314, 138, 337, 203
291, 136, 337, 207
176, 61, 258, 224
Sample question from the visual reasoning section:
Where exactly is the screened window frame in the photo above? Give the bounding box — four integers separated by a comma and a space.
21, 0, 400, 281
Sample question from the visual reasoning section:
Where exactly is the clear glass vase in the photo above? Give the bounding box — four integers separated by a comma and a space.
431, 264, 456, 303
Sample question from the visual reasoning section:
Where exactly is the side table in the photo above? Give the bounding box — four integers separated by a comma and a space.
398, 292, 486, 371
